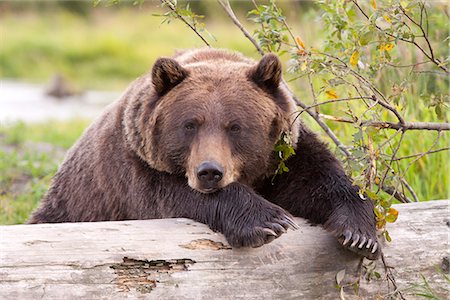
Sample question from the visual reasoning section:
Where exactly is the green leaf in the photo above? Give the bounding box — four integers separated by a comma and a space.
374, 207, 383, 219
365, 189, 379, 200
385, 213, 398, 223
384, 230, 392, 242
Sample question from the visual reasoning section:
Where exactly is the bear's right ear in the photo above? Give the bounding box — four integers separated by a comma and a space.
152, 58, 188, 95
249, 53, 282, 93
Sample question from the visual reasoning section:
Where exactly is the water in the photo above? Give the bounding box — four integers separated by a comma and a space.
0, 80, 121, 123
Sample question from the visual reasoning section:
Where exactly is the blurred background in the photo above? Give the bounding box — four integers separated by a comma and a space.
0, 0, 448, 224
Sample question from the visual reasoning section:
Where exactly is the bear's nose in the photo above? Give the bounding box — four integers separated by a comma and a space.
197, 161, 223, 189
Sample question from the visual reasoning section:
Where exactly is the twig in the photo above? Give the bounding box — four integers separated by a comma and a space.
361, 121, 450, 131
400, 131, 443, 179
318, 115, 450, 131
392, 147, 450, 161
379, 131, 405, 197
298, 96, 373, 114
381, 252, 406, 299
160, 0, 210, 47
385, 61, 431, 68
400, 2, 435, 61
400, 178, 419, 203
217, 0, 264, 55
377, 129, 403, 152
293, 96, 352, 156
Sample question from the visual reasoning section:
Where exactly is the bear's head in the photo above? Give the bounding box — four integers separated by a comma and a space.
125, 51, 299, 193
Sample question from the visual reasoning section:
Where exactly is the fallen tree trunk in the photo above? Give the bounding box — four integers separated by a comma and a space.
0, 200, 448, 299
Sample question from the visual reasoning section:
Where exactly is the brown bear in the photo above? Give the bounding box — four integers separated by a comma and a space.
28, 48, 380, 259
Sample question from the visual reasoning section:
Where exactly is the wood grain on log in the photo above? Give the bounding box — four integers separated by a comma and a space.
1, 200, 449, 299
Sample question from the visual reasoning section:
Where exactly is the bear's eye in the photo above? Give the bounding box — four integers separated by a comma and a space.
229, 124, 241, 134
184, 122, 197, 132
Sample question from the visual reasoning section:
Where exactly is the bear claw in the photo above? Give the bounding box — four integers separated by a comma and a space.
350, 234, 360, 247
342, 230, 352, 246
358, 236, 367, 249
338, 231, 380, 260
262, 228, 278, 237
371, 242, 378, 254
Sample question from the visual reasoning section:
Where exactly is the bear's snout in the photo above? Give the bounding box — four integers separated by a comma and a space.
196, 161, 224, 193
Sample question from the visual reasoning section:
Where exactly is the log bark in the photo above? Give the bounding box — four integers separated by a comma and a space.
0, 200, 448, 299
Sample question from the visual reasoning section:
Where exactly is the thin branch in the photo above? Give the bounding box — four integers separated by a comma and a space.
379, 131, 405, 197
400, 178, 419, 202
272, 1, 302, 51
318, 114, 353, 123
293, 96, 352, 156
392, 147, 450, 161
306, 73, 319, 113
400, 3, 435, 60
368, 95, 405, 125
160, 0, 210, 47
217, 0, 264, 55
400, 131, 443, 179
377, 129, 403, 151
385, 61, 432, 68
381, 252, 407, 300
297, 96, 374, 116
318, 115, 450, 131
361, 121, 450, 131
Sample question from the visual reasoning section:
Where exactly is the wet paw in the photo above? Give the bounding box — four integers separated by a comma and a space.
338, 229, 380, 260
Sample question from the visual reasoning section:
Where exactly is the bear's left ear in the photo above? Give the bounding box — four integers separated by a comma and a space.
249, 53, 282, 92
152, 58, 189, 95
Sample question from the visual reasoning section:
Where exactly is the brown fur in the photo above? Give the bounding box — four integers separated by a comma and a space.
29, 48, 379, 259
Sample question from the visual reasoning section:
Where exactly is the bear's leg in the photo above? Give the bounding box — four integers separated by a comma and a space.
260, 126, 380, 259
149, 174, 298, 248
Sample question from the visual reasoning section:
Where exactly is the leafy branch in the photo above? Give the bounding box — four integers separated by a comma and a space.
351, 0, 449, 74
158, 0, 211, 47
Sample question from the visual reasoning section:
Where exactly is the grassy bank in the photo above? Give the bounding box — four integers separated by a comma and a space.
0, 120, 89, 224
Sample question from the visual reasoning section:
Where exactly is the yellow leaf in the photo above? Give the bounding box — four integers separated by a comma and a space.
350, 51, 360, 67
383, 15, 392, 23
388, 207, 399, 217
295, 36, 306, 49
370, 0, 377, 10
374, 176, 380, 185
384, 43, 394, 51
376, 219, 386, 229
325, 89, 338, 99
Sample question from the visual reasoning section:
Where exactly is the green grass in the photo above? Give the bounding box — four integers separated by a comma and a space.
0, 8, 259, 90
0, 120, 89, 224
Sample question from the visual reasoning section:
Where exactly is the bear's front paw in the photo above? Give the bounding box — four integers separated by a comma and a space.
325, 208, 380, 260
337, 229, 380, 260
224, 206, 299, 248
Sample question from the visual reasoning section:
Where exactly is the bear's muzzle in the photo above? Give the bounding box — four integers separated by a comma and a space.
196, 161, 224, 193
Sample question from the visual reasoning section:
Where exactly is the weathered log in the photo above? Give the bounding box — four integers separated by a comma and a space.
0, 200, 448, 299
